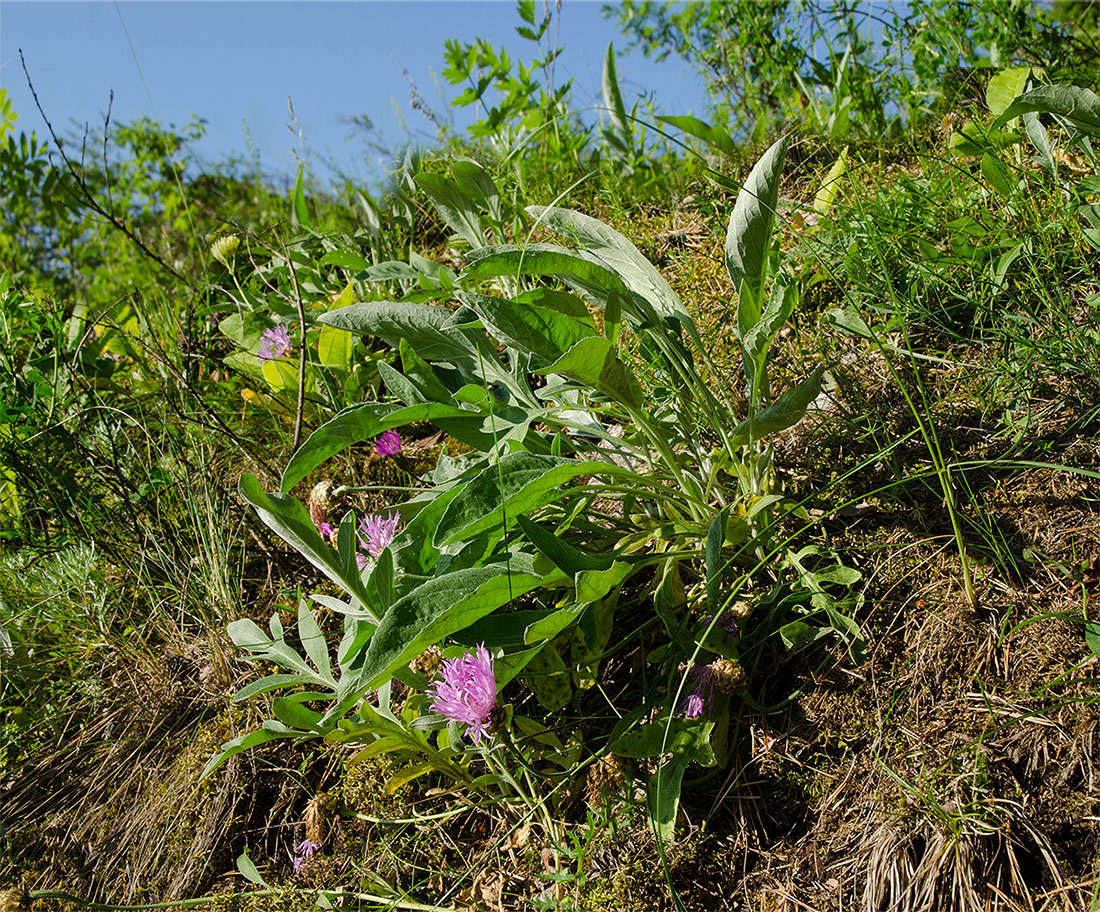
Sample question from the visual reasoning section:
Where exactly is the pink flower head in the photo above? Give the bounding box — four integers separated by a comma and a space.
374, 429, 403, 458
319, 521, 337, 544
679, 664, 716, 719
258, 325, 293, 362
292, 838, 319, 873
429, 644, 497, 743
356, 510, 401, 569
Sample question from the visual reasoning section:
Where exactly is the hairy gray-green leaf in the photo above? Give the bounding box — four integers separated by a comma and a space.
357, 565, 542, 691
726, 135, 789, 328
728, 365, 825, 446
239, 474, 374, 616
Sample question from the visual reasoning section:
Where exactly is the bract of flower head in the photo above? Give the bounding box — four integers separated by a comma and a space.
356, 510, 401, 569
679, 664, 716, 719
429, 644, 498, 743
258, 325, 293, 362
210, 234, 240, 268
374, 429, 403, 458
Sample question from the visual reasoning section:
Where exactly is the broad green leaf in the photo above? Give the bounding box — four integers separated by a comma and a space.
985, 67, 1030, 117
261, 356, 298, 393
729, 366, 825, 446
240, 474, 374, 615
726, 135, 789, 329
994, 84, 1100, 135
320, 250, 373, 272
435, 452, 624, 547
456, 291, 597, 367
272, 696, 325, 731
523, 207, 693, 332
281, 401, 471, 492
464, 244, 630, 299
319, 301, 478, 363
358, 565, 542, 690
981, 153, 1016, 199
415, 171, 487, 248
1024, 111, 1056, 173
656, 114, 734, 154
538, 336, 641, 408
451, 159, 501, 223
237, 848, 268, 887
575, 560, 633, 604
317, 323, 353, 368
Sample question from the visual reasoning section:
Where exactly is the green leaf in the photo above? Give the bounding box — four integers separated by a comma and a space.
292, 164, 310, 229
705, 507, 728, 612
813, 145, 847, 215
239, 474, 374, 615
602, 43, 633, 157
538, 336, 641, 408
201, 720, 301, 779
320, 250, 373, 272
985, 67, 1030, 118
726, 135, 788, 329
435, 452, 623, 548
281, 402, 470, 492
317, 323, 353, 368
994, 84, 1100, 136
318, 300, 479, 363
656, 114, 734, 154
523, 207, 693, 332
1085, 620, 1100, 660
981, 153, 1016, 199
415, 171, 487, 248
357, 565, 542, 691
456, 291, 597, 368
516, 514, 615, 574
297, 599, 333, 684
729, 366, 825, 446
237, 847, 268, 886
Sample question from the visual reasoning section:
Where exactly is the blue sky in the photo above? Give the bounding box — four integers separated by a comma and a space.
1, 1, 709, 187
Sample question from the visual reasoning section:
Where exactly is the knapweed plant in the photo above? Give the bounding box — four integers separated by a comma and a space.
209, 137, 863, 840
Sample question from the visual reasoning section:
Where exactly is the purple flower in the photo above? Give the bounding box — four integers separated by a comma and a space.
701, 609, 739, 639
356, 510, 401, 569
429, 644, 497, 743
258, 326, 293, 362
319, 521, 337, 543
679, 664, 716, 719
374, 429, 403, 458
292, 838, 319, 873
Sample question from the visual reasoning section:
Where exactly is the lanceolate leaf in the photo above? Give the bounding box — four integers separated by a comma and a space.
524, 206, 693, 331
725, 134, 789, 328
994, 84, 1100, 135
464, 244, 630, 296
357, 564, 543, 690
456, 291, 597, 367
414, 171, 487, 248
318, 301, 478, 363
728, 366, 825, 446
435, 452, 627, 548
539, 336, 642, 408
239, 474, 374, 615
281, 402, 472, 492
602, 43, 633, 157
